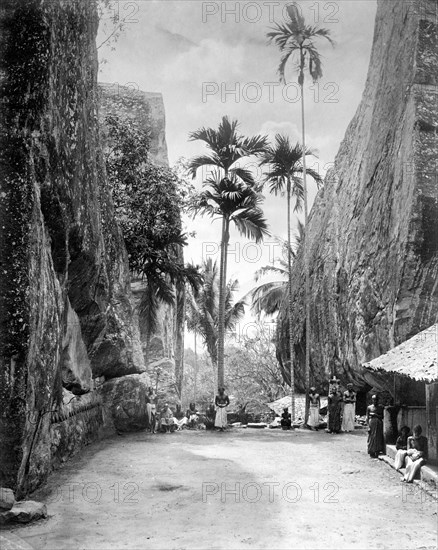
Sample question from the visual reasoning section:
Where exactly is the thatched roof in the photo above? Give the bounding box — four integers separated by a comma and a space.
363, 324, 438, 382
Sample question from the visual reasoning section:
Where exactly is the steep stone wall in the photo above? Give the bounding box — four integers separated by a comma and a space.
0, 0, 145, 496
277, 0, 438, 395
99, 84, 184, 400
99, 82, 169, 166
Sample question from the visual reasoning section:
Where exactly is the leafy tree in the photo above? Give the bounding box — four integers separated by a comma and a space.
258, 135, 321, 418
267, 3, 333, 423
188, 116, 269, 388
225, 323, 289, 414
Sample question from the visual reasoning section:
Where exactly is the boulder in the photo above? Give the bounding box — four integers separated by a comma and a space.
0, 501, 47, 525
0, 488, 15, 511
100, 374, 150, 432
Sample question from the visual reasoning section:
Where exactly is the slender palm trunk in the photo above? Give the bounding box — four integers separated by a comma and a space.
175, 280, 185, 399
299, 52, 311, 426
217, 216, 230, 388
286, 182, 295, 421
194, 331, 197, 403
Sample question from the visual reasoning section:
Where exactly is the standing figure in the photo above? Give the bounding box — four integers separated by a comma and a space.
147, 387, 157, 433
280, 407, 292, 430
214, 387, 230, 431
366, 394, 384, 457
341, 383, 356, 432
327, 387, 343, 434
402, 425, 428, 483
394, 426, 411, 470
308, 387, 320, 430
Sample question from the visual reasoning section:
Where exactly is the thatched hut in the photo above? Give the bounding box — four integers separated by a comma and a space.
363, 324, 437, 463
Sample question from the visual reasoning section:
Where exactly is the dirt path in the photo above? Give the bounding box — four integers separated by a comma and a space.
3, 429, 437, 549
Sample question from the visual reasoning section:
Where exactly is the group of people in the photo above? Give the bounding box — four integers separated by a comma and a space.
365, 394, 428, 483
279, 383, 357, 432
145, 387, 230, 434
395, 425, 428, 483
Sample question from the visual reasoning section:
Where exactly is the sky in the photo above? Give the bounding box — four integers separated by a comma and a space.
97, 0, 378, 346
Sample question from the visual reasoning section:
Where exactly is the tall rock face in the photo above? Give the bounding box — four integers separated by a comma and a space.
0, 0, 145, 497
99, 83, 184, 399
99, 83, 169, 166
277, 0, 438, 393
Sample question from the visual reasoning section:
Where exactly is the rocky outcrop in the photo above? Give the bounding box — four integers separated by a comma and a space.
0, 0, 145, 497
277, 0, 438, 393
99, 82, 169, 166
99, 84, 184, 399
100, 373, 150, 432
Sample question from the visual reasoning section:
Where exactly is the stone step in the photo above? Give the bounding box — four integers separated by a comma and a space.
381, 444, 438, 492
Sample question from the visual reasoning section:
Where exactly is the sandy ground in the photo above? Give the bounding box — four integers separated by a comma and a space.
2, 428, 437, 550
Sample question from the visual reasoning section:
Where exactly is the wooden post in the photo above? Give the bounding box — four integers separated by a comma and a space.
426, 382, 438, 464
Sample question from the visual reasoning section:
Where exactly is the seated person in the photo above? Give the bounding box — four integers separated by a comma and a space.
204, 403, 216, 429
173, 404, 187, 430
160, 404, 175, 433
394, 426, 410, 470
401, 425, 428, 483
280, 407, 292, 430
186, 402, 199, 429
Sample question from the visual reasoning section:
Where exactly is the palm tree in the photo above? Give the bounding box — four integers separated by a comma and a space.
186, 258, 245, 393
249, 236, 294, 318
267, 3, 333, 423
188, 116, 269, 387
259, 137, 321, 419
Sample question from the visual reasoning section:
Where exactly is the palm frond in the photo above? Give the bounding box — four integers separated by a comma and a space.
232, 208, 270, 243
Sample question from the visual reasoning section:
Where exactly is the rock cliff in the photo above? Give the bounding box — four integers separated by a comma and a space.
277, 0, 438, 394
98, 83, 184, 399
0, 0, 146, 496
99, 82, 169, 166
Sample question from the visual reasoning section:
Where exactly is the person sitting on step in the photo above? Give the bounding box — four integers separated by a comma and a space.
401, 425, 428, 483
394, 425, 410, 470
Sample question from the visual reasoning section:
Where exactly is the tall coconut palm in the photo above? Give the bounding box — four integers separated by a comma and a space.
186, 258, 245, 392
188, 116, 269, 387
267, 3, 333, 423
259, 136, 321, 420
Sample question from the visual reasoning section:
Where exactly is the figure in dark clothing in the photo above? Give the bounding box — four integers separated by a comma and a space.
328, 388, 343, 434
366, 395, 384, 457
281, 407, 292, 430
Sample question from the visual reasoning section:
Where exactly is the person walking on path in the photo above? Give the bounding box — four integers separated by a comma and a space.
308, 387, 320, 431
214, 387, 230, 431
366, 394, 384, 458
341, 383, 356, 432
327, 387, 342, 434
